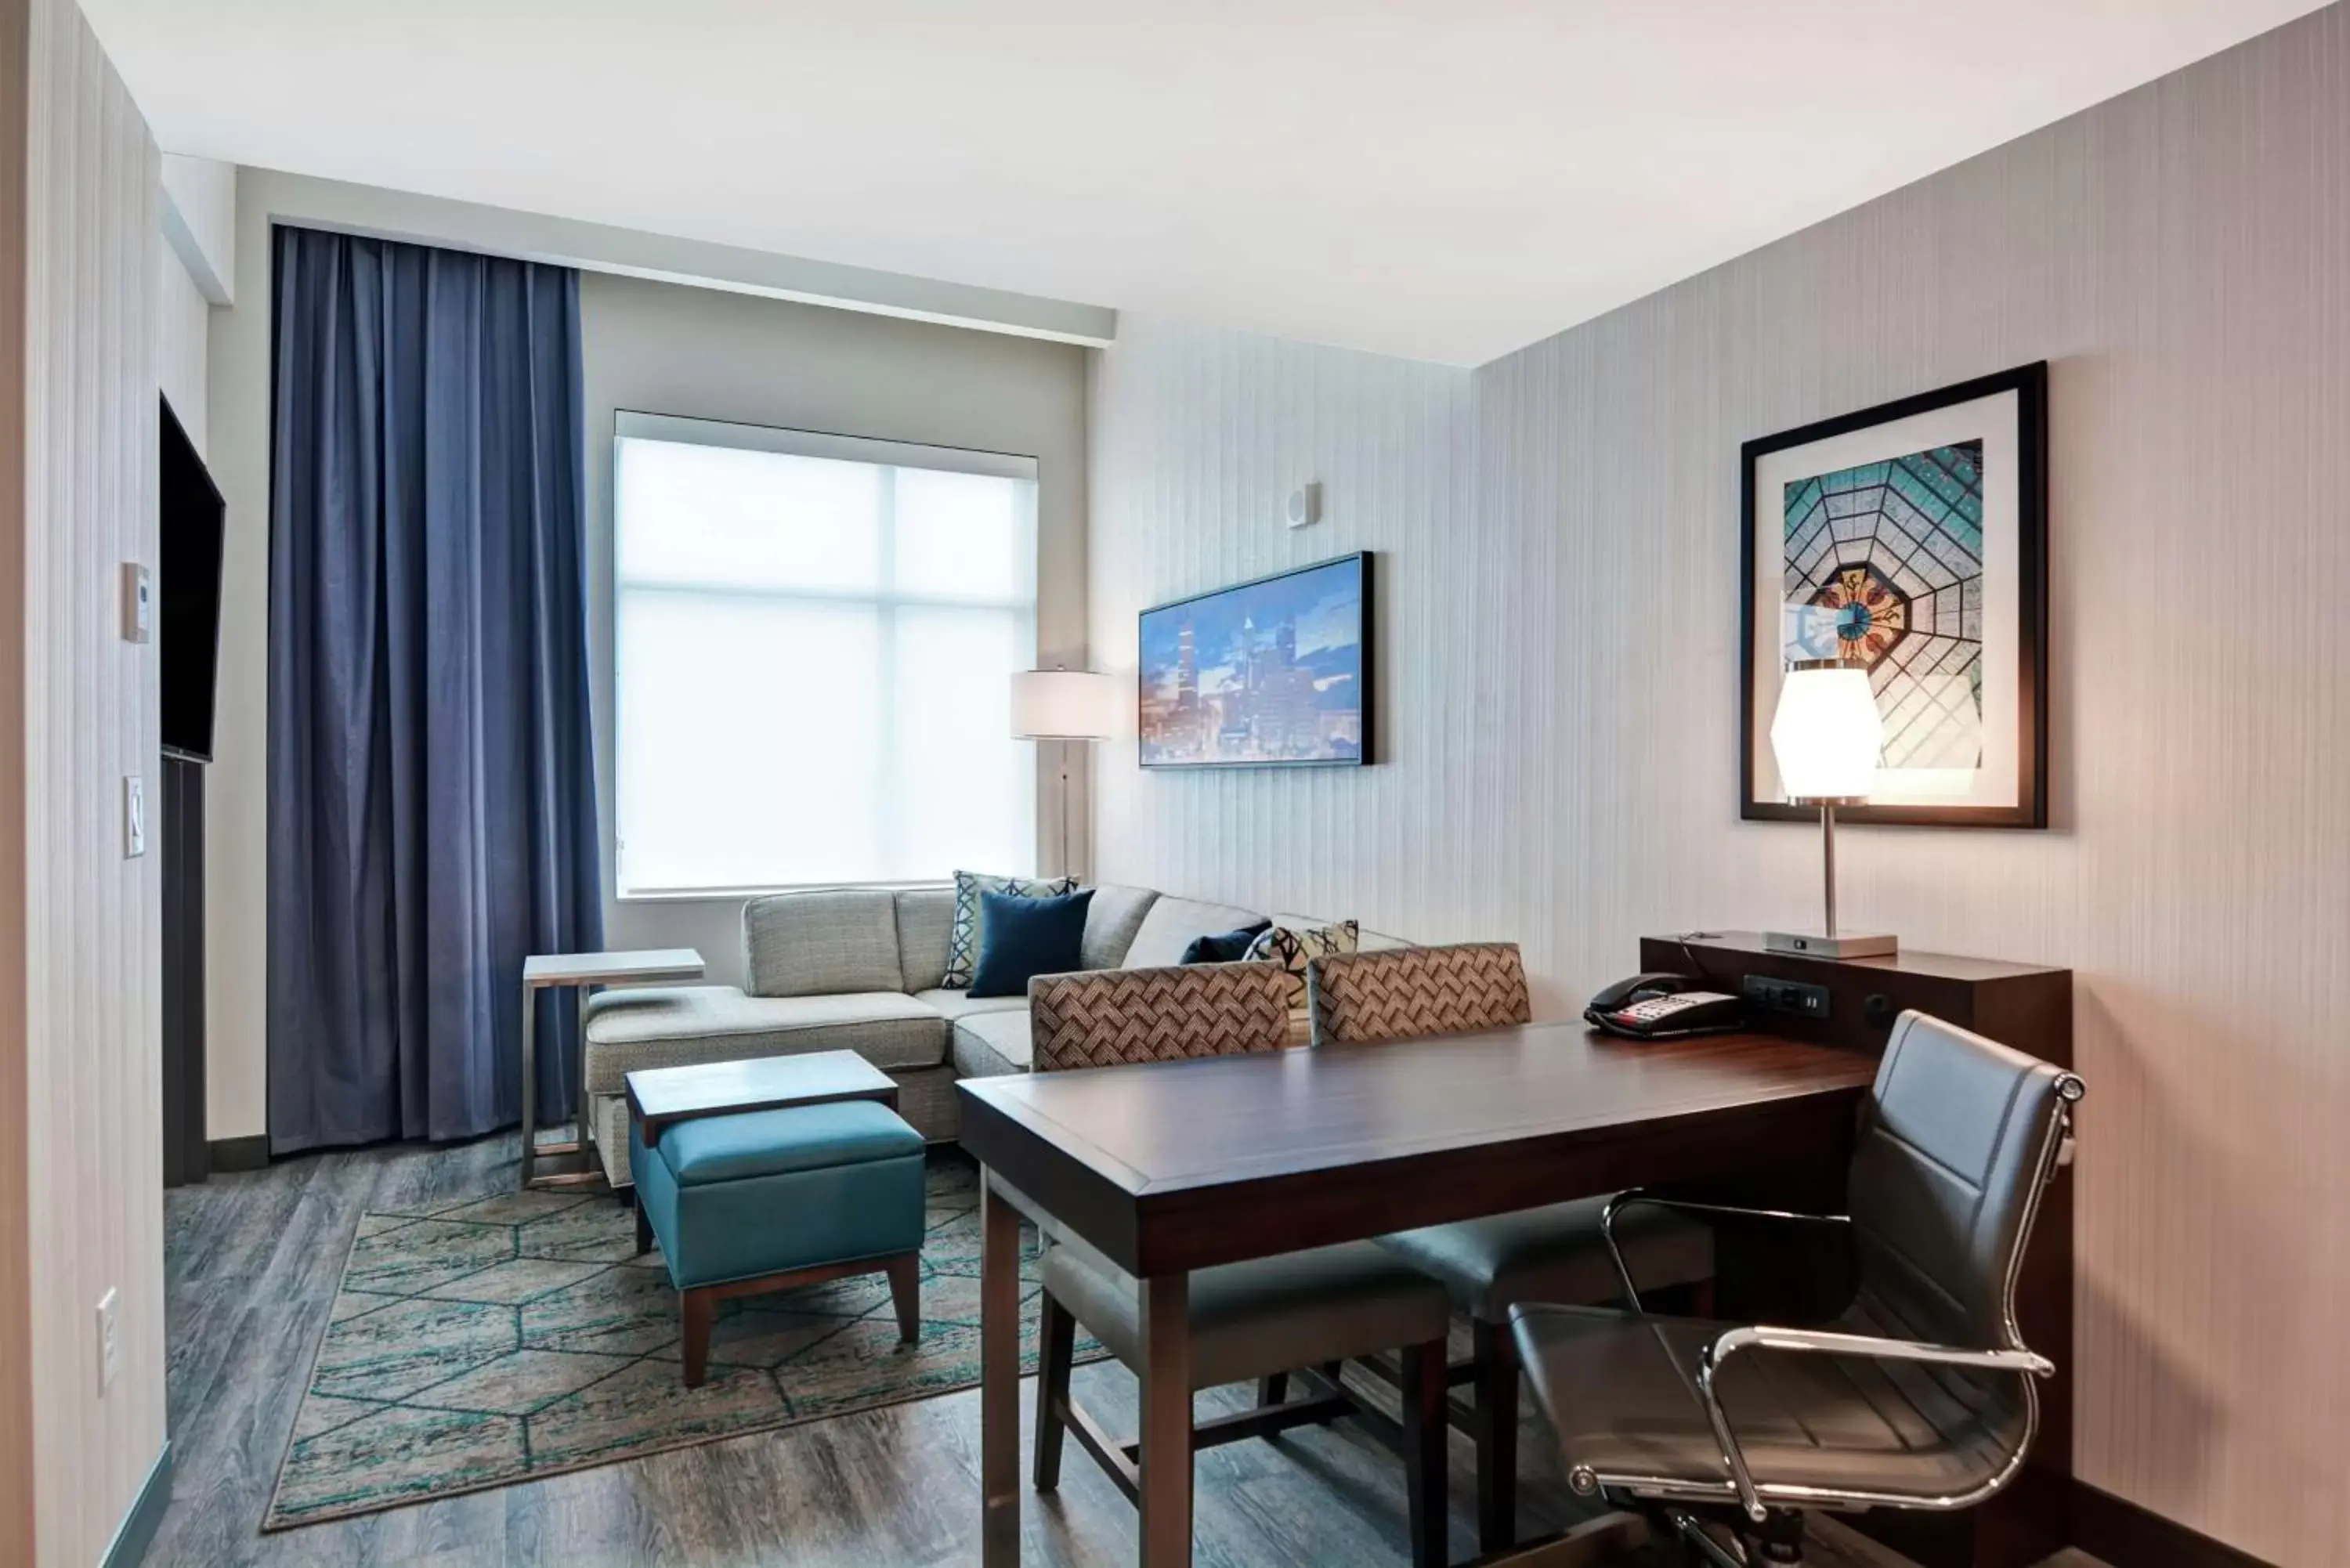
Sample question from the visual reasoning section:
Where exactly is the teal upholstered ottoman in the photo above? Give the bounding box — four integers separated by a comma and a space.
629, 1097, 926, 1386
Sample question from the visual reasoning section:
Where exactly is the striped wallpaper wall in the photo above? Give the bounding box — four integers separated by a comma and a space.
1088, 7, 2350, 1563
0, 0, 168, 1562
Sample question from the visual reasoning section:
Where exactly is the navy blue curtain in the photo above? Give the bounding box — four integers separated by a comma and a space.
267, 224, 603, 1153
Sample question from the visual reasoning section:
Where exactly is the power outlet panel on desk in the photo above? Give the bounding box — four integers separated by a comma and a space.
1743, 973, 1830, 1020
1640, 931, 2073, 1067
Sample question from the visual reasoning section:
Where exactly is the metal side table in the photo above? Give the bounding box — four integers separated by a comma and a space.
521, 948, 704, 1189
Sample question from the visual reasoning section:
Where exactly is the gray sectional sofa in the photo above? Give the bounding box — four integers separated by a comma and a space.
583, 883, 1401, 1187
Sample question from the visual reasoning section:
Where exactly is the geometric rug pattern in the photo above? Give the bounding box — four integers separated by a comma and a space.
266, 1154, 1099, 1530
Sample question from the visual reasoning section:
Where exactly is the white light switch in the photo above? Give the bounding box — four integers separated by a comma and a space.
96, 1287, 118, 1393
120, 563, 151, 644
123, 776, 145, 858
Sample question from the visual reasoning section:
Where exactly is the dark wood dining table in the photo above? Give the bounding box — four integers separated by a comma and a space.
954, 1021, 1882, 1567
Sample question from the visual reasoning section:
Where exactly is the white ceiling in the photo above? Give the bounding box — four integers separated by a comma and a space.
89, 0, 2326, 365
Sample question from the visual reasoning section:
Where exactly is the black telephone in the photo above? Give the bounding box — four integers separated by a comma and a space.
1584, 972, 1747, 1040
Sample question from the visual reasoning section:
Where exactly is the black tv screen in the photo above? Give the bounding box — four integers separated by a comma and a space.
1137, 551, 1372, 768
160, 397, 224, 762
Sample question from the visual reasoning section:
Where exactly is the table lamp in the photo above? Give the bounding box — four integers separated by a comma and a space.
1765, 659, 1897, 959
1010, 667, 1121, 878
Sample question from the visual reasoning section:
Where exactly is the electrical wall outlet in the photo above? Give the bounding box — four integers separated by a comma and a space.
1742, 972, 1831, 1019
96, 1288, 118, 1393
123, 775, 145, 858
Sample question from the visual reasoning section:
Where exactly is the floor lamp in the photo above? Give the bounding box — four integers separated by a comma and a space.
1010, 668, 1120, 879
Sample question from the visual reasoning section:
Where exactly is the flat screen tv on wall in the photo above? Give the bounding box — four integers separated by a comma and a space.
161, 396, 226, 763
1138, 551, 1373, 768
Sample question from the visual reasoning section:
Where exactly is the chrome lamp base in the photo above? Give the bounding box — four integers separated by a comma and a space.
1764, 928, 1899, 960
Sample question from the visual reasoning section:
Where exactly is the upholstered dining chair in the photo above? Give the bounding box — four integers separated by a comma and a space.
1506, 1011, 2083, 1567
1309, 943, 1719, 1553
1026, 962, 1459, 1568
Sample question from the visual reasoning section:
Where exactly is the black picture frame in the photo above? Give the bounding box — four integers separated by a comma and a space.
1137, 551, 1375, 770
1740, 363, 2048, 829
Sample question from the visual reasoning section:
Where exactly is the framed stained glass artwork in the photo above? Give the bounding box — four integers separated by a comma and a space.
1741, 363, 2048, 828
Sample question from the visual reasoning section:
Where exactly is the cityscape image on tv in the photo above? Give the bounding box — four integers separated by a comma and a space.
1138, 555, 1368, 766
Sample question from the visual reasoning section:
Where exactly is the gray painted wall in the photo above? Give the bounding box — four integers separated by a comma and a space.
1086, 9, 2350, 1563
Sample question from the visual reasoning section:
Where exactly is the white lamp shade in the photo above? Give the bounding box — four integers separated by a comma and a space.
1769, 664, 1883, 801
1010, 669, 1122, 740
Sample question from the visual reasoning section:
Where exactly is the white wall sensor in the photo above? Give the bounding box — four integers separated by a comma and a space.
1285, 482, 1321, 529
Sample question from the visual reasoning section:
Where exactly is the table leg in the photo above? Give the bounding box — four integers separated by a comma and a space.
574, 985, 595, 1178
980, 1172, 1022, 1566
520, 982, 538, 1188
1137, 1270, 1193, 1567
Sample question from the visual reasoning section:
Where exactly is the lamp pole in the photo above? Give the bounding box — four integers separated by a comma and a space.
1821, 800, 1837, 939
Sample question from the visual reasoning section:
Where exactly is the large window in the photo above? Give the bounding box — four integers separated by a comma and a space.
613, 413, 1036, 896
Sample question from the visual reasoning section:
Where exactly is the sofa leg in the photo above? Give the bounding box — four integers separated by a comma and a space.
634, 1201, 653, 1258
682, 1288, 714, 1388
887, 1253, 920, 1344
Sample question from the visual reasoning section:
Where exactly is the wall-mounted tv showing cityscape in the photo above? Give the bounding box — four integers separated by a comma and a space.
1138, 551, 1372, 768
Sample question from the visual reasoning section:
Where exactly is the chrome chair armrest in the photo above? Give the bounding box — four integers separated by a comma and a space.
1694, 1324, 2055, 1521
1599, 1190, 1850, 1313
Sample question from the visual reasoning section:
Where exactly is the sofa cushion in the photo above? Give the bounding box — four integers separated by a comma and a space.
1244, 919, 1360, 1010
742, 890, 903, 998
583, 985, 947, 1093
1181, 920, 1271, 965
895, 887, 956, 993
1079, 884, 1162, 971
971, 888, 1094, 998
950, 1008, 1035, 1080
656, 1100, 924, 1186
1274, 912, 1408, 952
943, 870, 1077, 988
1120, 895, 1267, 970
913, 987, 1029, 1023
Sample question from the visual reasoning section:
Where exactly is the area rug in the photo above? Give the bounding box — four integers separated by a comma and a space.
265, 1154, 1098, 1530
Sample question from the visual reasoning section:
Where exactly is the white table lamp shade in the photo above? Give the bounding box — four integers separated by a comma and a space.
1010, 669, 1122, 740
1770, 664, 1882, 801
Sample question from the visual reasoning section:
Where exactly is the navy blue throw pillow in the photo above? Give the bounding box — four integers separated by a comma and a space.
1179, 919, 1272, 966
969, 887, 1096, 998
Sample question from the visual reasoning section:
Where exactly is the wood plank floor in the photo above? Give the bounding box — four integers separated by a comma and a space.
143, 1133, 2108, 1568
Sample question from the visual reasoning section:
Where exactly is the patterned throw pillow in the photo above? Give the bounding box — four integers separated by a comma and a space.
942, 870, 1079, 989
1242, 919, 1361, 1013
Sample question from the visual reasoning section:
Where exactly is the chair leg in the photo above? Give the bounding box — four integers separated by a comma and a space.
1400, 1339, 1448, 1568
1034, 1292, 1077, 1492
1473, 1316, 1519, 1554
681, 1288, 714, 1389
634, 1200, 653, 1257
887, 1254, 920, 1344
1256, 1371, 1289, 1407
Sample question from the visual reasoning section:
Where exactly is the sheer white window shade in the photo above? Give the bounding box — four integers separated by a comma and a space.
613, 412, 1037, 896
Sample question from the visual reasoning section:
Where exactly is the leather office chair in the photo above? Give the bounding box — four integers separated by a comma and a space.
1509, 1010, 2084, 1566
1025, 963, 1459, 1568
1309, 944, 1719, 1553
